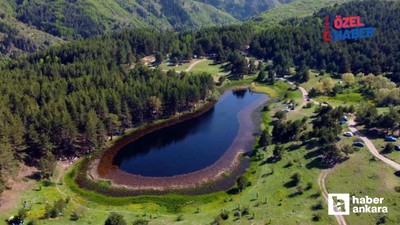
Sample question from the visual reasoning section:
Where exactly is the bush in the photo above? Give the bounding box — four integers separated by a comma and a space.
296, 185, 304, 195
241, 206, 250, 216
312, 213, 322, 221
304, 102, 313, 108
220, 209, 229, 220
176, 215, 183, 221
291, 172, 302, 186
70, 211, 80, 221
42, 179, 53, 187
394, 186, 400, 193
381, 143, 395, 154
70, 207, 85, 221
377, 215, 388, 224
104, 213, 127, 225
27, 219, 38, 225
8, 208, 28, 225
305, 182, 313, 190
312, 200, 324, 210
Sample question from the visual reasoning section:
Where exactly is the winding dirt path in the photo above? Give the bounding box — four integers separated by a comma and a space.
295, 83, 347, 225
318, 170, 348, 225
348, 120, 400, 170
184, 58, 207, 72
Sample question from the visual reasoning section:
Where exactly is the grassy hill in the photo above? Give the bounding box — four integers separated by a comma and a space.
0, 0, 355, 58
197, 0, 295, 20
0, 0, 243, 58
249, 0, 352, 27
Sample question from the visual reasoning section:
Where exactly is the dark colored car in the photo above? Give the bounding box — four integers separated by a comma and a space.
395, 170, 400, 177
353, 142, 365, 147
385, 135, 397, 142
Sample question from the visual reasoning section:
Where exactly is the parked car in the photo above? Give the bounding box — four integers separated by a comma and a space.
385, 135, 397, 142
344, 131, 354, 137
353, 142, 365, 147
341, 120, 347, 125
395, 170, 400, 177
336, 136, 342, 141
395, 145, 400, 151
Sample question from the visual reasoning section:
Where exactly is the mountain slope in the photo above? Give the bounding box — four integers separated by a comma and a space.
0, 0, 240, 57
197, 0, 294, 20
250, 0, 352, 27
14, 0, 239, 38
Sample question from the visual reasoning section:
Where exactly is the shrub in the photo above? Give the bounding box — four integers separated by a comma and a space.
70, 211, 80, 221
176, 215, 183, 221
394, 186, 400, 193
220, 209, 229, 220
291, 172, 302, 186
381, 143, 395, 154
241, 206, 250, 216
212, 215, 223, 225
377, 215, 388, 224
104, 213, 127, 225
70, 207, 85, 221
304, 102, 313, 108
44, 198, 67, 219
27, 219, 38, 225
312, 213, 322, 221
312, 200, 324, 210
296, 185, 304, 195
306, 182, 313, 190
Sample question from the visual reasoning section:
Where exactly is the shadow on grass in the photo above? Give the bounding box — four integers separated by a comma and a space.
305, 139, 319, 150
260, 157, 279, 166
287, 143, 303, 152
305, 157, 331, 169
284, 180, 297, 188
304, 150, 322, 159
227, 187, 240, 195
26, 172, 40, 181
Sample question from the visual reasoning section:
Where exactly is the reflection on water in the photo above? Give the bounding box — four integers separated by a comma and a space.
113, 90, 264, 177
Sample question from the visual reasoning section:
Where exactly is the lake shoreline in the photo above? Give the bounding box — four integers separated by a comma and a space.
82, 90, 268, 195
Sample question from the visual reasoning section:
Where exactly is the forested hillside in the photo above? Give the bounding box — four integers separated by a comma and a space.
197, 0, 294, 20
0, 0, 399, 191
0, 0, 238, 39
250, 0, 352, 26
0, 0, 356, 58
0, 0, 238, 57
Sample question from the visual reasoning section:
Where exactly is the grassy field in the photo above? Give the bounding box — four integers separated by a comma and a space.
159, 62, 191, 72
3, 76, 400, 225
189, 60, 229, 76
0, 80, 328, 225
326, 149, 400, 224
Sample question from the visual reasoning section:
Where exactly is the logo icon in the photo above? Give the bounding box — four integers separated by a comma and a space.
328, 194, 350, 215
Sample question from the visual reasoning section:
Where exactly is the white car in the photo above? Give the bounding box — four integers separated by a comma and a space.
344, 131, 354, 137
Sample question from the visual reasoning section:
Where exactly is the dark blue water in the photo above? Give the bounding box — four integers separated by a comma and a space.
113, 90, 264, 177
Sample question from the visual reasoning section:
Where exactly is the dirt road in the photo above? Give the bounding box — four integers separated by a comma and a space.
318, 170, 348, 225
348, 120, 400, 170
184, 59, 207, 72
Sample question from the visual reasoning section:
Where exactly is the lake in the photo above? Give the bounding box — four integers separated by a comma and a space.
113, 90, 266, 177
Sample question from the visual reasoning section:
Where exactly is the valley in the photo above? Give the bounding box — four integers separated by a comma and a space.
0, 0, 399, 225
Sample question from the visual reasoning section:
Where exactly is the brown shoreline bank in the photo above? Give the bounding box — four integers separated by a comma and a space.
84, 91, 268, 194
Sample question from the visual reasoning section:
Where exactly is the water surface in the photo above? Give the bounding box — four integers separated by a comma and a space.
113, 90, 265, 177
